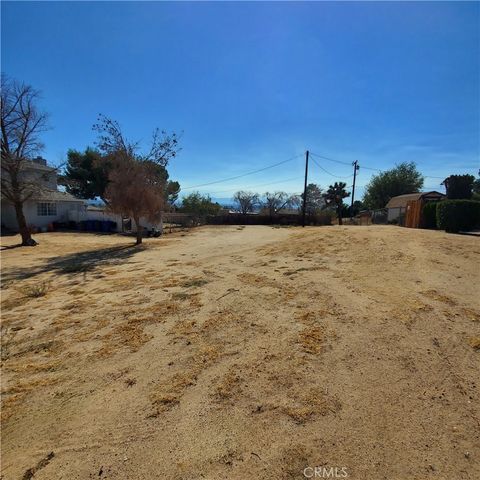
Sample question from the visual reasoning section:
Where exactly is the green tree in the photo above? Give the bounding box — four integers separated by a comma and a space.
351, 200, 365, 216
473, 171, 480, 201
60, 148, 111, 203
442, 174, 475, 200
363, 162, 424, 209
302, 183, 324, 214
323, 182, 350, 225
61, 148, 180, 205
180, 192, 222, 216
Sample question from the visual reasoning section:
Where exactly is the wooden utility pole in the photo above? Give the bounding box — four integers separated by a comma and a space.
350, 160, 359, 218
302, 150, 309, 227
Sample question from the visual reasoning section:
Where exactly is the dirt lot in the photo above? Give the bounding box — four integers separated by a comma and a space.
1, 225, 479, 479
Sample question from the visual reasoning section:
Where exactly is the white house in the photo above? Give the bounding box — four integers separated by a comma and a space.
1, 156, 86, 231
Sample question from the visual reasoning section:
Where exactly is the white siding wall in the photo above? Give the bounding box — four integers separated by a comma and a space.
1, 200, 85, 230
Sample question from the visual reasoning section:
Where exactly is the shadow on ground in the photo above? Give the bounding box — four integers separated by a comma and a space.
2, 244, 145, 283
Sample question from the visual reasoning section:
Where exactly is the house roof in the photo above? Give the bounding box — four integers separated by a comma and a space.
24, 160, 56, 172
32, 189, 85, 203
385, 191, 445, 209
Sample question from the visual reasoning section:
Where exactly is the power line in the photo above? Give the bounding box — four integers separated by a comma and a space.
360, 165, 383, 172
205, 176, 304, 195
310, 156, 353, 179
309, 151, 351, 166
182, 153, 302, 190
311, 151, 384, 173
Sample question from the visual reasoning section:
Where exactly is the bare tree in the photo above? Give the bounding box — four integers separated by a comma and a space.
263, 191, 298, 218
93, 115, 180, 244
233, 191, 259, 215
1, 75, 49, 246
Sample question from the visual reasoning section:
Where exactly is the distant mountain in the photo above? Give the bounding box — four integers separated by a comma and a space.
210, 197, 234, 207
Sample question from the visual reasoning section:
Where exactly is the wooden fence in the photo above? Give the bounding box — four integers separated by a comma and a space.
405, 200, 423, 228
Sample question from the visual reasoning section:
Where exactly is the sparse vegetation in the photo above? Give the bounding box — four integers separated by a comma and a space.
20, 281, 50, 298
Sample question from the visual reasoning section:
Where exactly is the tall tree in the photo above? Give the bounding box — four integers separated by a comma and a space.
1, 75, 49, 246
442, 174, 475, 200
302, 183, 325, 215
233, 191, 259, 215
323, 182, 350, 225
94, 115, 180, 244
363, 162, 424, 209
473, 170, 480, 201
166, 180, 181, 205
61, 148, 181, 205
60, 148, 111, 203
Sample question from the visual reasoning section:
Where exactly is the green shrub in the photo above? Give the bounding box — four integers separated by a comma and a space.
436, 200, 480, 233
422, 202, 438, 229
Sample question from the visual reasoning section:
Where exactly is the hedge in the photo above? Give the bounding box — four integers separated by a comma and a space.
422, 202, 438, 229
436, 200, 480, 233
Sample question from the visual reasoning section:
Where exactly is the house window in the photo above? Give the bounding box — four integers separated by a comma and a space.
37, 202, 57, 216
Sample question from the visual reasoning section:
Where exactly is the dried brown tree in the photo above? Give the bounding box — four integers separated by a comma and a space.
94, 115, 180, 244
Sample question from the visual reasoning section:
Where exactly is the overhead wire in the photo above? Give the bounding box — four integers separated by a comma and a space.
310, 156, 353, 179
206, 176, 304, 195
182, 153, 303, 190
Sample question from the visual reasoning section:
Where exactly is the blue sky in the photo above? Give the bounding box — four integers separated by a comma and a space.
2, 1, 479, 201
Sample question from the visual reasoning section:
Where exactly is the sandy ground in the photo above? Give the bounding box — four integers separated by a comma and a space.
1, 225, 479, 480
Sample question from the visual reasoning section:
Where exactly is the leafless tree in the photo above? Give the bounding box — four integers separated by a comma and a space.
94, 115, 180, 244
233, 191, 259, 215
263, 191, 297, 217
1, 75, 49, 245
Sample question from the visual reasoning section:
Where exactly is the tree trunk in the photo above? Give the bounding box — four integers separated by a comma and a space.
133, 215, 142, 245
158, 211, 164, 235
337, 205, 343, 225
14, 201, 37, 246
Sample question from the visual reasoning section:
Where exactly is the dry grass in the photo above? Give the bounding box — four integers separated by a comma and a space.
298, 325, 324, 354
97, 321, 153, 357
181, 278, 209, 288
20, 281, 51, 298
1, 280, 51, 311
280, 387, 341, 424
1, 376, 60, 421
3, 360, 61, 374
237, 273, 280, 289
421, 289, 458, 306
1, 295, 28, 311
469, 337, 480, 350
150, 344, 222, 413
213, 368, 242, 402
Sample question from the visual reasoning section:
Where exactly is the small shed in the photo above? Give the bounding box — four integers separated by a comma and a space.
385, 191, 445, 227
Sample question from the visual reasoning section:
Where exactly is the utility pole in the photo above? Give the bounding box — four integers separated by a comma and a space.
350, 160, 359, 218
302, 150, 309, 227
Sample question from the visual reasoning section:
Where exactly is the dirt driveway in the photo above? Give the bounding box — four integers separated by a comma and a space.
1, 225, 479, 479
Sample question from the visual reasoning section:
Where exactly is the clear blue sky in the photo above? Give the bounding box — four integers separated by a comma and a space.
2, 1, 479, 201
